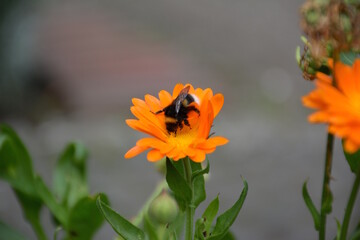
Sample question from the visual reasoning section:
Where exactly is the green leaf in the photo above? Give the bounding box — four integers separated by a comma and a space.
143, 214, 159, 240
302, 181, 320, 230
13, 190, 46, 240
53, 142, 88, 209
343, 142, 360, 173
0, 125, 67, 235
296, 46, 301, 65
165, 158, 192, 210
194, 218, 206, 240
349, 220, 360, 240
350, 230, 360, 240
192, 158, 210, 181
300, 36, 308, 44
0, 125, 47, 239
34, 176, 67, 227
202, 195, 219, 233
321, 186, 333, 214
66, 194, 108, 240
0, 126, 37, 196
96, 196, 145, 240
219, 231, 235, 240
165, 212, 185, 239
0, 221, 27, 240
207, 179, 248, 240
171, 157, 207, 207
335, 219, 341, 240
191, 161, 206, 208
340, 51, 357, 66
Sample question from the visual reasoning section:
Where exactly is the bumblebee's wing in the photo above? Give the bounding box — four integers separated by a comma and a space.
175, 86, 190, 113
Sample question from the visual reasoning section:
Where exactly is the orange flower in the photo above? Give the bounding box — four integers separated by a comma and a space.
124, 83, 228, 162
303, 59, 360, 153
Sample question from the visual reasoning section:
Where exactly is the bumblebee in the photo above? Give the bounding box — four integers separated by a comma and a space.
155, 86, 200, 134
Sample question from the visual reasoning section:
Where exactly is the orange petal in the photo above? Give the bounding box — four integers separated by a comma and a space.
147, 149, 164, 162
124, 145, 149, 159
327, 58, 334, 69
126, 119, 167, 141
315, 72, 332, 84
302, 91, 327, 109
132, 98, 147, 107
189, 150, 206, 162
194, 88, 203, 99
145, 94, 162, 113
183, 147, 197, 157
335, 62, 357, 99
197, 95, 214, 139
211, 93, 224, 118
353, 59, 360, 93
172, 83, 185, 98
159, 90, 173, 108
308, 111, 329, 123
197, 136, 229, 149
131, 106, 166, 133
167, 147, 184, 160
136, 138, 174, 154
204, 147, 216, 154
344, 139, 360, 153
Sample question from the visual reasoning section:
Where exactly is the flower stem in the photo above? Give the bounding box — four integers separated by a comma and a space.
31, 219, 47, 240
183, 157, 194, 240
319, 133, 334, 240
132, 180, 168, 226
339, 169, 360, 240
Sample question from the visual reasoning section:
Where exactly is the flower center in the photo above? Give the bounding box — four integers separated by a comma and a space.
168, 127, 198, 148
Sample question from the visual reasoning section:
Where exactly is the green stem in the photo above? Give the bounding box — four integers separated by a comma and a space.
53, 226, 62, 240
319, 51, 339, 240
319, 133, 334, 240
132, 180, 168, 226
31, 219, 47, 240
339, 169, 360, 240
183, 157, 194, 240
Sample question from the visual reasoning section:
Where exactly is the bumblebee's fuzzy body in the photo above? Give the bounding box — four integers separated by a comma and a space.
155, 86, 200, 134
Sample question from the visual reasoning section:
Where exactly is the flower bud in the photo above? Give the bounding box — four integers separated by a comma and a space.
148, 190, 179, 225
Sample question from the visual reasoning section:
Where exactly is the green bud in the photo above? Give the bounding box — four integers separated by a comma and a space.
340, 14, 352, 33
307, 66, 316, 75
296, 46, 301, 65
306, 8, 320, 25
148, 190, 179, 225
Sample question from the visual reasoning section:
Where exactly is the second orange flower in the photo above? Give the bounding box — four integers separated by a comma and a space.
303, 59, 360, 153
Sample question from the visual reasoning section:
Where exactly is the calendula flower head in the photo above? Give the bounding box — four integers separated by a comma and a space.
124, 83, 228, 163
303, 58, 360, 153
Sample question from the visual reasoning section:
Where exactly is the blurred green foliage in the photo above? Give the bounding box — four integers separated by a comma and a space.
0, 124, 108, 240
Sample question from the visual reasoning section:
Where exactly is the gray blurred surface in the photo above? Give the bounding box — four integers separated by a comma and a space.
1, 1, 359, 239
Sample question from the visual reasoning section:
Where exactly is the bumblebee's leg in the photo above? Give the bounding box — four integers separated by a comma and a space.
154, 109, 164, 114
178, 121, 184, 130
184, 118, 190, 127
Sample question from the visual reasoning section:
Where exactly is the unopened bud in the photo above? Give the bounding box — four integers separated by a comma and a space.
148, 190, 179, 224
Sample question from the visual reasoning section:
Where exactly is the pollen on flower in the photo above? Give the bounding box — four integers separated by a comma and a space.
168, 129, 197, 148
124, 83, 228, 162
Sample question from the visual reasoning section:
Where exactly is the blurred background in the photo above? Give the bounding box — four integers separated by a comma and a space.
0, 0, 359, 239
